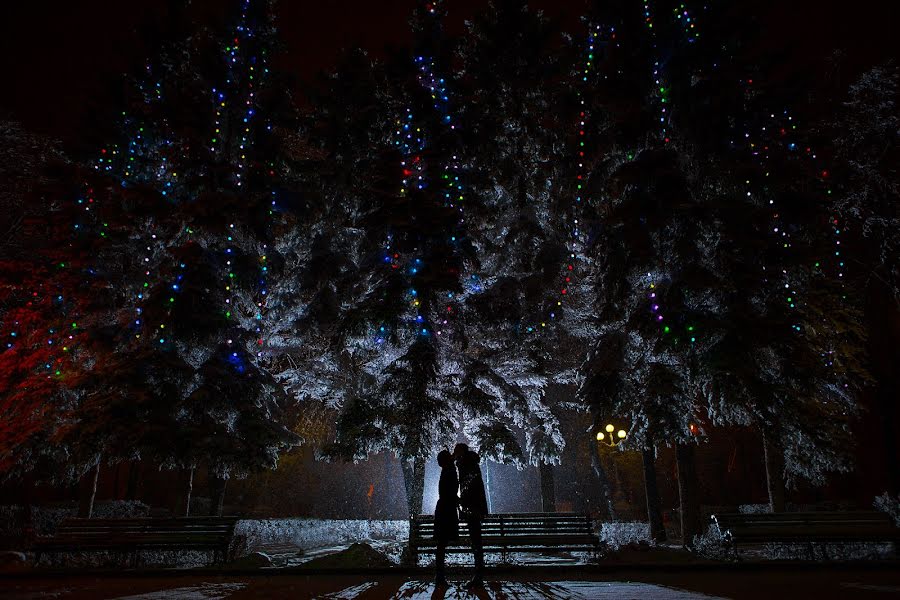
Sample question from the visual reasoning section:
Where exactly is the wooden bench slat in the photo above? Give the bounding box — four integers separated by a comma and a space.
408, 512, 600, 559
424, 516, 588, 519
414, 531, 595, 537
713, 513, 893, 524
41, 538, 225, 546
413, 535, 598, 545
414, 524, 593, 528
414, 512, 586, 518
37, 531, 227, 536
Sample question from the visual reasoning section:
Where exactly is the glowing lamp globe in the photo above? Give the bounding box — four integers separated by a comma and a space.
596, 432, 605, 441
617, 429, 627, 439
605, 424, 614, 433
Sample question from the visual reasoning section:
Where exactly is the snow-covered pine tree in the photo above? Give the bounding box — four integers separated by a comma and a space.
453, 0, 587, 507
827, 63, 900, 495
576, 0, 868, 535
651, 0, 872, 509
57, 0, 300, 514
574, 0, 745, 544
267, 49, 392, 408
0, 123, 99, 481
829, 64, 899, 305
704, 93, 869, 511
306, 1, 472, 518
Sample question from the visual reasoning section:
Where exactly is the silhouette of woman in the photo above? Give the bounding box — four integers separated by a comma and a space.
433, 449, 459, 587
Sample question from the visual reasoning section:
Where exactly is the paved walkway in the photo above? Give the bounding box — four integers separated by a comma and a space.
0, 579, 728, 600
319, 580, 725, 599
3, 567, 900, 599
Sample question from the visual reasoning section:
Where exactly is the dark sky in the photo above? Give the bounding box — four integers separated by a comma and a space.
1, 0, 894, 147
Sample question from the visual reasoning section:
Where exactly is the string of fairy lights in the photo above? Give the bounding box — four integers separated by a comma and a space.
640, 0, 706, 344
640, 1, 674, 339
92, 61, 188, 348
0, 0, 278, 397
643, 1, 671, 144
736, 97, 847, 355
3, 109, 152, 379
735, 104, 804, 335
415, 50, 466, 336
805, 140, 848, 375
215, 0, 274, 362
522, 24, 602, 335
746, 106, 847, 374
380, 108, 428, 344
378, 1, 463, 344
672, 3, 699, 43
99, 0, 272, 361
0, 293, 81, 378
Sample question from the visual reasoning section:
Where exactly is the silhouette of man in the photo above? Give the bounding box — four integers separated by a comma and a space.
433, 449, 458, 587
453, 442, 488, 587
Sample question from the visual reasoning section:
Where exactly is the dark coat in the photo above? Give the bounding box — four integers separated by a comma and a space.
457, 450, 488, 521
433, 465, 459, 543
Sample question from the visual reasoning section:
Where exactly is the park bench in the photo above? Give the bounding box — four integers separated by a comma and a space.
409, 512, 601, 563
710, 511, 900, 560
32, 516, 239, 567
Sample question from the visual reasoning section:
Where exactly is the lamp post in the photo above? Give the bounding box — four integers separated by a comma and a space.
592, 423, 628, 522
596, 423, 628, 448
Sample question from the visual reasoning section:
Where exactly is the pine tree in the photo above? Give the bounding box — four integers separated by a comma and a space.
45, 0, 300, 512
453, 0, 573, 475
829, 65, 899, 305
571, 0, 723, 544
575, 0, 868, 534
683, 13, 871, 504
300, 2, 473, 517
827, 64, 900, 495
0, 124, 112, 484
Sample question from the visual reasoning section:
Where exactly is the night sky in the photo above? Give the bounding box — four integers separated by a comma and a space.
1, 0, 894, 149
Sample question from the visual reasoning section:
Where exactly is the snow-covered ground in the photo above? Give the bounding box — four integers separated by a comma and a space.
318, 581, 726, 599
4, 569, 900, 599
235, 519, 409, 552
1, 579, 728, 600
234, 519, 408, 566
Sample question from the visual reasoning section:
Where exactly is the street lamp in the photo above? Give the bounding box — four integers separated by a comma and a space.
596, 423, 628, 448
593, 423, 628, 519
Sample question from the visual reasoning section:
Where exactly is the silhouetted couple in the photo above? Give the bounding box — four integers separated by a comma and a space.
434, 443, 488, 589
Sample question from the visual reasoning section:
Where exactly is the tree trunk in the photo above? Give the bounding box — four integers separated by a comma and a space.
483, 460, 493, 513
675, 443, 701, 547
125, 461, 141, 501
22, 477, 35, 544
877, 382, 900, 495
761, 430, 786, 512
113, 463, 121, 499
591, 442, 616, 521
869, 269, 900, 496
538, 461, 556, 512
642, 447, 667, 542
77, 460, 101, 518
185, 467, 194, 517
174, 467, 195, 517
208, 467, 228, 517
401, 457, 425, 518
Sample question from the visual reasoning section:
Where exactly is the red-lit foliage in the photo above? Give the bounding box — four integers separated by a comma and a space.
0, 165, 112, 478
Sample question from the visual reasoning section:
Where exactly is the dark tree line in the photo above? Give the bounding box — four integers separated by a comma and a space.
1, 0, 895, 534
